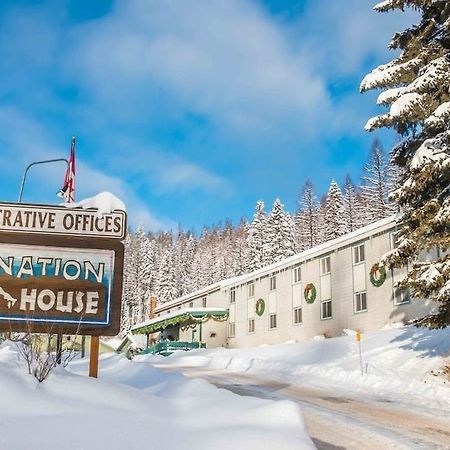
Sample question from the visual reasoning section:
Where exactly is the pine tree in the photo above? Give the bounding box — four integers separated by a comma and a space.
324, 180, 347, 241
157, 249, 178, 304
265, 199, 297, 263
247, 201, 267, 270
343, 175, 365, 232
361, 139, 393, 222
296, 180, 320, 250
361, 1, 450, 327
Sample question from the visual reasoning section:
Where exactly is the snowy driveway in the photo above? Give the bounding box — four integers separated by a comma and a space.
161, 366, 450, 450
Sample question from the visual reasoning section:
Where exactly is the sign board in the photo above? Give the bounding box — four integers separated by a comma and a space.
0, 202, 126, 239
0, 203, 125, 336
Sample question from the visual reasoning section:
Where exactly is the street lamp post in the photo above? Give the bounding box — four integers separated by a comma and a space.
17, 157, 69, 364
18, 158, 69, 203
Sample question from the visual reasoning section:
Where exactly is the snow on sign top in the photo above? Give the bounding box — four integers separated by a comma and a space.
0, 199, 126, 240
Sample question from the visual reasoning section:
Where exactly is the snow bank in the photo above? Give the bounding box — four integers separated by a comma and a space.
0, 342, 314, 450
155, 326, 450, 415
64, 191, 126, 215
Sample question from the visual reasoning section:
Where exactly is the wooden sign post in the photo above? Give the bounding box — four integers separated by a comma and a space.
0, 201, 126, 379
89, 336, 100, 378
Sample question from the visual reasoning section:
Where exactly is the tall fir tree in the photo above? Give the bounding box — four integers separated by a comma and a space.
247, 201, 267, 270
157, 249, 179, 304
343, 175, 365, 232
296, 179, 319, 250
361, 139, 393, 222
361, 1, 450, 327
265, 199, 297, 263
324, 180, 347, 241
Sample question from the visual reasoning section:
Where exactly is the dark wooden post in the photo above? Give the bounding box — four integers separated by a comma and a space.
89, 336, 100, 378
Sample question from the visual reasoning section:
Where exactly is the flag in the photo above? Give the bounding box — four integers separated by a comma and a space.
58, 137, 76, 203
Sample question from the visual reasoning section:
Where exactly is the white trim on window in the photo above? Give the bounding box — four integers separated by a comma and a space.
269, 275, 277, 291
354, 291, 367, 313
320, 299, 332, 320
228, 322, 236, 338
248, 318, 255, 333
248, 282, 255, 298
292, 265, 302, 284
269, 313, 277, 329
353, 243, 365, 265
320, 256, 331, 275
293, 306, 302, 324
230, 288, 236, 304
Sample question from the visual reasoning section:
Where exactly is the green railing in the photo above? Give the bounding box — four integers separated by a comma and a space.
139, 341, 206, 356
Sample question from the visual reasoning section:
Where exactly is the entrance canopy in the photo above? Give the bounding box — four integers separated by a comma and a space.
131, 307, 228, 335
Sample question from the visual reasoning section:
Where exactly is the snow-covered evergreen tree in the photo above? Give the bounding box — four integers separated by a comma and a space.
296, 180, 319, 250
324, 180, 347, 241
247, 201, 267, 271
343, 175, 365, 232
157, 249, 178, 304
265, 199, 297, 263
361, 139, 394, 222
361, 1, 450, 327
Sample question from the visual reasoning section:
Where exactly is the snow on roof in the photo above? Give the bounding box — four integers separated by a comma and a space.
132, 307, 228, 332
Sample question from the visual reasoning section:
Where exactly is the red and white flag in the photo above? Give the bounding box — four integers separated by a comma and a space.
58, 137, 76, 203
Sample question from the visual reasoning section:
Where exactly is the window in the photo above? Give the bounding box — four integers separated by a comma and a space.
228, 323, 235, 338
248, 282, 255, 298
394, 287, 410, 305
248, 318, 255, 333
189, 302, 193, 308
269, 275, 277, 291
202, 296, 207, 307
269, 313, 277, 329
230, 288, 236, 304
353, 244, 365, 265
293, 307, 302, 324
321, 300, 332, 319
354, 291, 367, 312
293, 266, 302, 284
320, 256, 331, 275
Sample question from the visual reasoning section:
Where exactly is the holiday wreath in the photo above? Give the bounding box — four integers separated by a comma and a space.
370, 263, 386, 287
304, 283, 317, 304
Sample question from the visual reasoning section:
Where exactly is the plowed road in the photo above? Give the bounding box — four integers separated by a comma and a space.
161, 366, 450, 450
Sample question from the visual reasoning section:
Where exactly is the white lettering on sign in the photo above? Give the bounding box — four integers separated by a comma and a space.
18, 288, 100, 315
0, 202, 125, 239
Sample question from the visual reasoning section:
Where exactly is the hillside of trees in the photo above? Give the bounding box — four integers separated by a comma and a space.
121, 140, 399, 333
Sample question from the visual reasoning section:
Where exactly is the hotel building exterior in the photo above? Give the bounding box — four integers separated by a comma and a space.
133, 216, 432, 349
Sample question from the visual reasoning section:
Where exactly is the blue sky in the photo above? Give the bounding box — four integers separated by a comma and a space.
0, 0, 417, 231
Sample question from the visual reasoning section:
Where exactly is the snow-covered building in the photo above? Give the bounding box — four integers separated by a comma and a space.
132, 216, 433, 349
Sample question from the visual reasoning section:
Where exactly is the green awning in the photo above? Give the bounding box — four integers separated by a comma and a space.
131, 308, 228, 335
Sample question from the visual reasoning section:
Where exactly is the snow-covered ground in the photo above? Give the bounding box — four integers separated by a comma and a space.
0, 341, 314, 450
151, 325, 450, 416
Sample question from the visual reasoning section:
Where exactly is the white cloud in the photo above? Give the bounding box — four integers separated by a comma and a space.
69, 0, 331, 137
